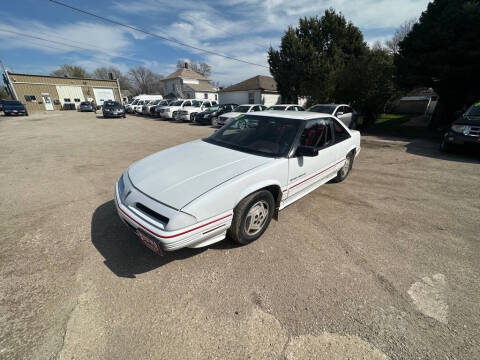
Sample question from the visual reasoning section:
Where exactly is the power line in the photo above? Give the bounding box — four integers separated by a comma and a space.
0, 28, 147, 65
48, 0, 269, 69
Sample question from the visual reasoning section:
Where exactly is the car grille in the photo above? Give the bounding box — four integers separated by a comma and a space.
135, 203, 169, 225
467, 126, 480, 136
160, 109, 166, 113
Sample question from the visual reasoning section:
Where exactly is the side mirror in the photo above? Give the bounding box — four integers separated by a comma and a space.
336, 111, 344, 116
296, 146, 318, 157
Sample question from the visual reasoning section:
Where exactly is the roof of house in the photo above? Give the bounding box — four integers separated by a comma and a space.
184, 82, 217, 92
220, 75, 278, 93
163, 68, 208, 81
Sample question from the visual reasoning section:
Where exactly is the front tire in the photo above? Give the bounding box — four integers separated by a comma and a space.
228, 190, 275, 245
332, 151, 354, 183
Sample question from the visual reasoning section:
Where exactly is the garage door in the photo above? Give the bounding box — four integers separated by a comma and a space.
56, 85, 85, 109
93, 88, 115, 106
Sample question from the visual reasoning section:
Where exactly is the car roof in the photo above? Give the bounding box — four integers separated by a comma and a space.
238, 104, 263, 106
269, 104, 302, 107
251, 110, 333, 121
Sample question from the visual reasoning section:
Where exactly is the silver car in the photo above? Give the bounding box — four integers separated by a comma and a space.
307, 104, 357, 129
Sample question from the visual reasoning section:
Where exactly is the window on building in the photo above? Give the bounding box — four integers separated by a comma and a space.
24, 95, 37, 102
215, 94, 218, 101
74, 98, 81, 102
204, 93, 208, 99
248, 92, 255, 104
64, 98, 71, 103
53, 99, 60, 105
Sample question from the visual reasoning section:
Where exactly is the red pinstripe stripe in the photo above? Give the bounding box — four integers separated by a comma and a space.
118, 203, 231, 239
288, 159, 345, 190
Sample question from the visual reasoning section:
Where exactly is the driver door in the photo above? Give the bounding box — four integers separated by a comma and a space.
286, 118, 338, 200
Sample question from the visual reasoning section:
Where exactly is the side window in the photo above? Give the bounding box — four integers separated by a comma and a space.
299, 119, 333, 149
335, 107, 343, 116
251, 106, 259, 112
344, 106, 351, 114
333, 119, 351, 143
297, 106, 305, 111
204, 102, 211, 108
183, 101, 191, 107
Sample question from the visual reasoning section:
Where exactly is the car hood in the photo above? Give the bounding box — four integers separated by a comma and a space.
455, 116, 480, 126
181, 106, 202, 112
128, 140, 272, 210
220, 112, 244, 119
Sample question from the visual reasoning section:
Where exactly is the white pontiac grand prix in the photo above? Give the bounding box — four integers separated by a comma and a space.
115, 111, 361, 254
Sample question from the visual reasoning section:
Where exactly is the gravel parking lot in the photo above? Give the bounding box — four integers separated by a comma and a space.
1, 111, 479, 359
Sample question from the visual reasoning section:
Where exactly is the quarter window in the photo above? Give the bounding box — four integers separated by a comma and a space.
333, 119, 351, 143
300, 118, 333, 149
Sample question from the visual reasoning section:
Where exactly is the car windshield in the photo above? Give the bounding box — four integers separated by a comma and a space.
159, 100, 169, 106
308, 105, 336, 114
209, 106, 220, 111
80, 102, 90, 106
234, 105, 251, 113
268, 105, 287, 110
466, 103, 480, 117
171, 100, 183, 106
205, 114, 301, 157
104, 101, 120, 108
192, 100, 202, 107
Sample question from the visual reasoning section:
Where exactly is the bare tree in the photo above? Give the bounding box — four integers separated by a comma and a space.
128, 66, 164, 95
385, 18, 417, 55
92, 66, 132, 93
51, 64, 90, 78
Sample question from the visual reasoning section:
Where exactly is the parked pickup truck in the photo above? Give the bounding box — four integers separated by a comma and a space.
176, 100, 217, 122
2, 100, 28, 116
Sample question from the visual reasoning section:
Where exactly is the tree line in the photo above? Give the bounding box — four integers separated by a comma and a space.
269, 0, 480, 127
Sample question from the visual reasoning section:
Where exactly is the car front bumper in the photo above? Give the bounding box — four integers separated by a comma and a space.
444, 131, 480, 150
115, 179, 232, 251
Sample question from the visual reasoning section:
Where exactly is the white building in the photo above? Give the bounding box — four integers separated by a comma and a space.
218, 75, 283, 106
162, 65, 217, 101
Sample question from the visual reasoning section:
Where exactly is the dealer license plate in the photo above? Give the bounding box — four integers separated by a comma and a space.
136, 230, 163, 255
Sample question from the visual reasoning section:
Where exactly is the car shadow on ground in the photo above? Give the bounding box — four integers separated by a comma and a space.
364, 135, 480, 164
91, 200, 238, 278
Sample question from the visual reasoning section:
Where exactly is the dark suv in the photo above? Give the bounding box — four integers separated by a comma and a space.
441, 102, 480, 152
195, 103, 239, 125
2, 100, 28, 116
102, 101, 125, 118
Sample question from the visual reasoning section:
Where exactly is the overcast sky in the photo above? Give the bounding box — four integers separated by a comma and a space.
1, 0, 431, 85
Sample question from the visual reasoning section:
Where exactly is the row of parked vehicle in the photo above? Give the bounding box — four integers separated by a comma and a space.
125, 96, 359, 129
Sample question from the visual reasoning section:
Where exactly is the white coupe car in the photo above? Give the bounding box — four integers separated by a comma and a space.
115, 111, 361, 254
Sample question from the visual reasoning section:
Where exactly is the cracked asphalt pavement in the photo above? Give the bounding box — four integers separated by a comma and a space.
1, 111, 479, 359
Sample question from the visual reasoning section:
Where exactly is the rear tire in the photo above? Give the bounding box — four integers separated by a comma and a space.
332, 151, 354, 183
228, 190, 274, 245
